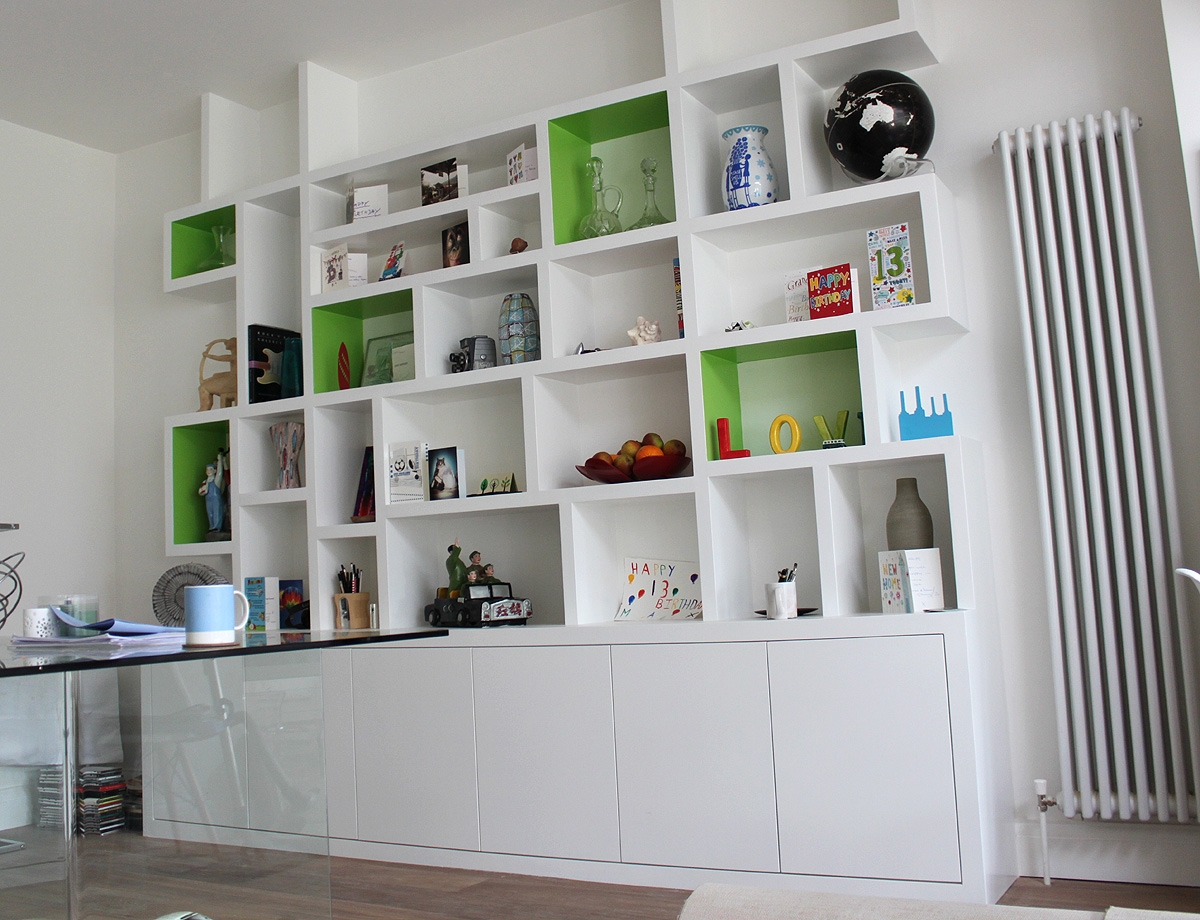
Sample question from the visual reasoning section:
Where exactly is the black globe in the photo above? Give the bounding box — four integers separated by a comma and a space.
824, 70, 935, 181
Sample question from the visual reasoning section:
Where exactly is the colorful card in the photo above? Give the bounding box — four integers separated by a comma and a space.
806, 262, 855, 319
244, 576, 280, 631
615, 557, 702, 620
879, 548, 943, 613
867, 223, 915, 310
320, 243, 348, 292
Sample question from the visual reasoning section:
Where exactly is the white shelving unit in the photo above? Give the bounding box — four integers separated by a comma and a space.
154, 0, 1015, 902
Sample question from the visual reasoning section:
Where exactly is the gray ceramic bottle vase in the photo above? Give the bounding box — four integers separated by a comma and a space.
886, 477, 934, 550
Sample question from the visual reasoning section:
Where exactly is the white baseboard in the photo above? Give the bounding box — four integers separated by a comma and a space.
1015, 816, 1200, 886
328, 837, 993, 903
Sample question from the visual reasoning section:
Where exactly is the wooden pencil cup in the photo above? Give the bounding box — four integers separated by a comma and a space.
334, 592, 371, 629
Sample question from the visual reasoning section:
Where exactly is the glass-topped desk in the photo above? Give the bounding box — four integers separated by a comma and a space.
0, 627, 445, 920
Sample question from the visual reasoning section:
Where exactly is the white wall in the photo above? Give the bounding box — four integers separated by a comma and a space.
0, 119, 116, 630
97, 0, 1200, 888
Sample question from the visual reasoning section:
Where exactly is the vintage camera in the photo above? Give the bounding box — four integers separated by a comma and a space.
449, 335, 497, 373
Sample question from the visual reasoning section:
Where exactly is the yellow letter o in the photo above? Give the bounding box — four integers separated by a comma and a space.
769, 414, 801, 453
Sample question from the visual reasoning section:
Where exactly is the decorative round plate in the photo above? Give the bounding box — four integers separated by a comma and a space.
152, 563, 228, 626
576, 454, 692, 484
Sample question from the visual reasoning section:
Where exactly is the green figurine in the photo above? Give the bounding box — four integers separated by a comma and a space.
445, 540, 467, 593
466, 550, 487, 582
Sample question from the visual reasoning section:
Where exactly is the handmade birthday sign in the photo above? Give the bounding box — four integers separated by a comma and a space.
615, 557, 702, 620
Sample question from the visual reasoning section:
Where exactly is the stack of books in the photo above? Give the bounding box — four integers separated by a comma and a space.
36, 766, 63, 829
76, 765, 126, 836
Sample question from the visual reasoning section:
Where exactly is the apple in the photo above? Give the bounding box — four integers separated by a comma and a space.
663, 439, 687, 457
642, 432, 665, 450
591, 451, 615, 465
619, 439, 642, 458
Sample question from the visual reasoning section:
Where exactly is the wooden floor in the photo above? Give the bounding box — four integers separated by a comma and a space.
2, 831, 1199, 919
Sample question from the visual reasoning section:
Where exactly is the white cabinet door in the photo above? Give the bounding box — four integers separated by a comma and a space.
472, 645, 620, 861
610, 642, 779, 871
352, 647, 479, 850
245, 652, 327, 835
147, 658, 248, 828
769, 635, 961, 882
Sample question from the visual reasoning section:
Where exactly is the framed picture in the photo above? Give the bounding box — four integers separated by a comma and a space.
442, 222, 469, 268
362, 333, 412, 387
428, 446, 465, 501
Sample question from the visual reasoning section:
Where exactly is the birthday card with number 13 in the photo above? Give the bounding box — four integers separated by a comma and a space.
615, 557, 703, 620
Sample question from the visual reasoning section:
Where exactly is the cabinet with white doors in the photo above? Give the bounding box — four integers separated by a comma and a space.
318, 609, 1006, 900
155, 0, 1014, 903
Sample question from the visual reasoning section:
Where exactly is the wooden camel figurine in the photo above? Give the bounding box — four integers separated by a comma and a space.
199, 338, 237, 410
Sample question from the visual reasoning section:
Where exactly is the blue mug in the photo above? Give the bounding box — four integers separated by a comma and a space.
184, 584, 250, 646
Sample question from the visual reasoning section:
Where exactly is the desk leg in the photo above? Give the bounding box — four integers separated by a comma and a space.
63, 670, 79, 920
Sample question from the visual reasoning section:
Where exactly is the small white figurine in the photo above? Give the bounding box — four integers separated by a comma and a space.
627, 316, 662, 346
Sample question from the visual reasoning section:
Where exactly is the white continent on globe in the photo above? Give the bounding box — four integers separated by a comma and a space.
858, 99, 895, 131
881, 147, 919, 178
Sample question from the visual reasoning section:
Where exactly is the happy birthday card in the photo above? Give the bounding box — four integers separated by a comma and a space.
615, 557, 703, 620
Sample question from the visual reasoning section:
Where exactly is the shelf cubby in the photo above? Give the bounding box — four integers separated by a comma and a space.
308, 206, 468, 295
476, 190, 542, 260
383, 504, 563, 629
307, 124, 538, 234
670, 0, 908, 74
311, 401, 374, 528
235, 408, 306, 495
236, 501, 310, 608
705, 467, 820, 619
566, 491, 700, 625
548, 92, 675, 244
315, 534, 378, 631
311, 290, 414, 394
825, 449, 958, 615
680, 64, 790, 219
530, 355, 691, 491
169, 418, 231, 547
700, 331, 863, 460
381, 378, 527, 503
170, 204, 237, 280
243, 187, 302, 333
547, 235, 681, 356
690, 184, 929, 335
422, 263, 540, 379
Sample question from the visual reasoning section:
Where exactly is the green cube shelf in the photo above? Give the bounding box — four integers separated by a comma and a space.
171, 205, 236, 279
312, 290, 415, 394
172, 420, 230, 545
549, 92, 675, 245
700, 331, 863, 459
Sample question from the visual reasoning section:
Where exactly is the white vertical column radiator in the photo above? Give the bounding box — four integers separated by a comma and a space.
995, 108, 1199, 822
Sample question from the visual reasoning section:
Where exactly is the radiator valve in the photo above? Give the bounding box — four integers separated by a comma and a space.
1035, 778, 1057, 812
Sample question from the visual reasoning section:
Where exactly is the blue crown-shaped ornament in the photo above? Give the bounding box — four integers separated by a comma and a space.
899, 386, 953, 440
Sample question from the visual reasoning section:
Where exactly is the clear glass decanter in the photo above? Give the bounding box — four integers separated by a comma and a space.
628, 157, 669, 230
577, 157, 623, 238
196, 225, 235, 272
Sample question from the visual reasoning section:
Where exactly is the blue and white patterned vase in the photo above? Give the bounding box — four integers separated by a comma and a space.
498, 292, 540, 364
723, 125, 779, 210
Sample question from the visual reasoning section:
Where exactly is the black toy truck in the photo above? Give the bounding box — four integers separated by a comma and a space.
424, 582, 531, 627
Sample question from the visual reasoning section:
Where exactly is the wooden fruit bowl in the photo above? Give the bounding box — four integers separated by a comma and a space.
576, 454, 692, 484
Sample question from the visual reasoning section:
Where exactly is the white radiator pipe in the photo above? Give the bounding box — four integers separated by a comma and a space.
998, 129, 1085, 817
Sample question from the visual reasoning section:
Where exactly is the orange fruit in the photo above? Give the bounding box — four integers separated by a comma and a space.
635, 444, 664, 462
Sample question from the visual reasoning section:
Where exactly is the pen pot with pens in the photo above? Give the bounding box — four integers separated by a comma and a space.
334, 564, 375, 630
764, 564, 798, 620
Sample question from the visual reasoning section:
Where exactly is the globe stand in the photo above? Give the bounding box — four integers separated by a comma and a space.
838, 156, 935, 185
